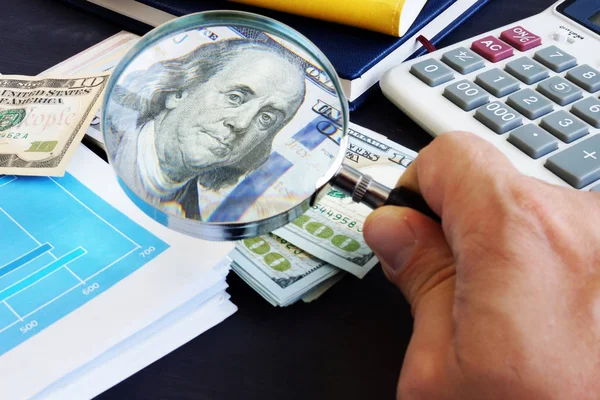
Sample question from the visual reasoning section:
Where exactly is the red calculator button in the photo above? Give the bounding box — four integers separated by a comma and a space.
500, 26, 542, 51
471, 35, 514, 62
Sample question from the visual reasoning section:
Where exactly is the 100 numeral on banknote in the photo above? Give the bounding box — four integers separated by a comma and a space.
0, 74, 109, 176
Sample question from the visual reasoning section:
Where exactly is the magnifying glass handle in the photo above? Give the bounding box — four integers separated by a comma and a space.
331, 164, 441, 223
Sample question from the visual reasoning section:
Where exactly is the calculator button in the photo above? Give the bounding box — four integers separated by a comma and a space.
505, 56, 549, 84
443, 80, 489, 111
536, 76, 583, 106
590, 184, 600, 192
533, 45, 577, 72
571, 97, 600, 128
545, 134, 600, 188
500, 26, 542, 51
540, 110, 589, 143
471, 35, 513, 62
508, 124, 558, 159
506, 89, 553, 120
475, 68, 520, 97
566, 65, 600, 93
441, 47, 485, 74
474, 101, 523, 134
410, 59, 455, 87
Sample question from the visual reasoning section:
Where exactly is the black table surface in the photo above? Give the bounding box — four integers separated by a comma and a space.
1, 0, 555, 398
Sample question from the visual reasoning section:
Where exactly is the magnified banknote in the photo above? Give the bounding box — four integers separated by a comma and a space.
103, 24, 346, 225
0, 74, 109, 176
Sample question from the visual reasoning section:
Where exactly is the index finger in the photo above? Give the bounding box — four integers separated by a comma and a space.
392, 131, 523, 241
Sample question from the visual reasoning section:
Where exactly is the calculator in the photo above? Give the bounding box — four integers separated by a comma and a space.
381, 0, 600, 191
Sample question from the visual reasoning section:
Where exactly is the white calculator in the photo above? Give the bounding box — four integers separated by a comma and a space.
381, 0, 600, 191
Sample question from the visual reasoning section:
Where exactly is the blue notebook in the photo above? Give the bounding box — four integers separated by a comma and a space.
60, 0, 491, 109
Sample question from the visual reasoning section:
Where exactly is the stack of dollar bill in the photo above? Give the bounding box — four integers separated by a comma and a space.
230, 123, 416, 306
231, 234, 343, 306
17, 31, 417, 307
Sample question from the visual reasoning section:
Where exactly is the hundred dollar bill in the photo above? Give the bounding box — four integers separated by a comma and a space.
0, 74, 109, 176
274, 122, 417, 278
230, 234, 341, 306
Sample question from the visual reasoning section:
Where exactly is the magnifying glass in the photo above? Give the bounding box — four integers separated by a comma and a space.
102, 10, 438, 241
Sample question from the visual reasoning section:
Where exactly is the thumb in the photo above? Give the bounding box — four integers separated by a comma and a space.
364, 206, 456, 395
363, 206, 454, 312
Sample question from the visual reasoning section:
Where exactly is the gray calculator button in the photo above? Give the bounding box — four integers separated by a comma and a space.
533, 45, 577, 72
571, 97, 600, 128
443, 80, 489, 111
475, 68, 520, 97
566, 64, 600, 93
474, 101, 523, 134
508, 124, 558, 159
536, 76, 583, 106
505, 56, 549, 84
410, 59, 454, 87
506, 88, 553, 120
590, 184, 600, 192
540, 110, 589, 143
441, 47, 485, 74
545, 134, 600, 188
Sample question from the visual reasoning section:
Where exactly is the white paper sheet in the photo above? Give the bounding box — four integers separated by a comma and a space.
35, 290, 236, 399
0, 145, 235, 399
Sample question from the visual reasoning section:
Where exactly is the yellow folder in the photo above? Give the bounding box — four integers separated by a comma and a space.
229, 0, 428, 37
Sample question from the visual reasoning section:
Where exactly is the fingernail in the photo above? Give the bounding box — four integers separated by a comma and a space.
364, 209, 417, 274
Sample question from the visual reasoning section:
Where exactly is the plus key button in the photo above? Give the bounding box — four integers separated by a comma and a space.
471, 35, 514, 62
500, 26, 542, 51
545, 135, 600, 189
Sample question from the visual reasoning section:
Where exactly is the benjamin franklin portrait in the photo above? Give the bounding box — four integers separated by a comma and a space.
105, 38, 307, 220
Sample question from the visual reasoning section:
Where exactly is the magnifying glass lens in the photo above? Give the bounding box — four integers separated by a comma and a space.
103, 11, 349, 240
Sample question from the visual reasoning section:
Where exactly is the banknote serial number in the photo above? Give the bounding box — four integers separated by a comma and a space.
312, 204, 362, 232
274, 236, 303, 255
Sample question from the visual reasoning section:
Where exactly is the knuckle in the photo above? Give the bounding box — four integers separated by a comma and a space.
438, 130, 476, 143
417, 132, 514, 201
433, 131, 485, 155
442, 130, 477, 142
420, 131, 473, 162
424, 131, 510, 174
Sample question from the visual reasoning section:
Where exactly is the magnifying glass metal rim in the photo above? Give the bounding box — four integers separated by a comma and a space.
102, 10, 350, 241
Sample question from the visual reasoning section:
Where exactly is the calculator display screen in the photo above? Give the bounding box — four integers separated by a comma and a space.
557, 0, 600, 35
589, 10, 600, 27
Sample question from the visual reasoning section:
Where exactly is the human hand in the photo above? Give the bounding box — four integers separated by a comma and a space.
363, 131, 600, 400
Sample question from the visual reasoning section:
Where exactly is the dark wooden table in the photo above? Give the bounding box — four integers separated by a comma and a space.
0, 0, 555, 398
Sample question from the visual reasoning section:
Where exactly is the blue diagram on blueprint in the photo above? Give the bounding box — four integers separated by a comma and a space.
0, 173, 168, 356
